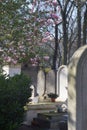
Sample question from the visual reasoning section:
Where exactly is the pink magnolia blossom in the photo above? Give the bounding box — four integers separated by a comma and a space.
12, 59, 18, 64
14, 52, 17, 56
33, 0, 36, 3
30, 58, 34, 63
30, 58, 33, 61
54, 18, 62, 24
47, 19, 53, 24
15, 55, 19, 58
43, 56, 50, 61
52, 1, 58, 7
19, 45, 24, 49
22, 53, 26, 56
6, 56, 12, 62
30, 56, 40, 66
51, 13, 59, 19
42, 38, 47, 43
32, 64, 37, 66
45, 31, 50, 36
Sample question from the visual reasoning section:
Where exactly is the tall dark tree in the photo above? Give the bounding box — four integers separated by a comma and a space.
56, 0, 87, 65
77, 0, 82, 48
57, 0, 74, 65
83, 4, 87, 45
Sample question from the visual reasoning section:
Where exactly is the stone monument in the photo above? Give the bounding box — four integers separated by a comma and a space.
46, 69, 55, 93
56, 65, 68, 102
29, 85, 39, 104
68, 45, 87, 130
37, 69, 55, 102
37, 70, 45, 96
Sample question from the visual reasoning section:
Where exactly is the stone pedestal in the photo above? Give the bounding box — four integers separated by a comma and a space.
32, 111, 68, 129
23, 102, 62, 126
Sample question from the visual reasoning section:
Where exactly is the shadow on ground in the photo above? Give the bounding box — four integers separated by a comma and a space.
17, 124, 46, 130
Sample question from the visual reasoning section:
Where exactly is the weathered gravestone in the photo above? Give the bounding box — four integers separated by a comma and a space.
37, 69, 55, 96
37, 70, 45, 96
56, 65, 68, 102
46, 70, 55, 93
68, 45, 87, 130
37, 69, 56, 102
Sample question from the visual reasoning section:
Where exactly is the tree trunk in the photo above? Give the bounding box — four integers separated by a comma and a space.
62, 12, 68, 65
52, 24, 59, 69
83, 5, 87, 45
77, 0, 82, 48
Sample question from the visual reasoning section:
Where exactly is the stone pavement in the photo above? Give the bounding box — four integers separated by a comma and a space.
17, 124, 31, 130
17, 124, 40, 130
18, 124, 58, 130
17, 124, 58, 130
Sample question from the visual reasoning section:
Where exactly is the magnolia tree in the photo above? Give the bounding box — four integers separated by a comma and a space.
0, 0, 62, 68
29, 0, 61, 68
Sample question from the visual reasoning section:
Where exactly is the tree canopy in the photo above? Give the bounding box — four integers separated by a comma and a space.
0, 0, 87, 68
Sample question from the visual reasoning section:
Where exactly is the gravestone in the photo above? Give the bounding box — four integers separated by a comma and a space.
56, 65, 68, 102
46, 70, 55, 93
68, 45, 87, 130
37, 69, 55, 96
37, 70, 45, 96
37, 69, 56, 102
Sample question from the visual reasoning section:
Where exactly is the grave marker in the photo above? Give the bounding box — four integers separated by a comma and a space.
37, 70, 45, 96
68, 45, 87, 130
56, 65, 68, 102
46, 70, 55, 93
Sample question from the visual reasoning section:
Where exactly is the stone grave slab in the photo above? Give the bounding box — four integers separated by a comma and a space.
56, 65, 68, 102
23, 102, 62, 126
32, 111, 68, 129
